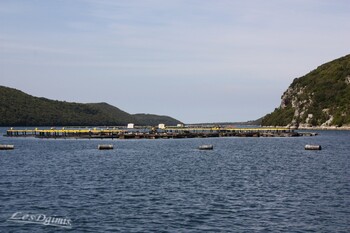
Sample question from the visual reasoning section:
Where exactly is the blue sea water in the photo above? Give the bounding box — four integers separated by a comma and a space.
0, 128, 349, 232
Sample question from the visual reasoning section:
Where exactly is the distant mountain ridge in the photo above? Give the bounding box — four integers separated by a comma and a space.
0, 85, 182, 126
262, 54, 350, 127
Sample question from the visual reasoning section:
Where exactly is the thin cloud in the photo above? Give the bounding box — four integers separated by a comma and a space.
1, 0, 350, 122
0, 40, 73, 55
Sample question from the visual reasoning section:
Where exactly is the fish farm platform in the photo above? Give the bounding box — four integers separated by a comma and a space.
4, 127, 311, 139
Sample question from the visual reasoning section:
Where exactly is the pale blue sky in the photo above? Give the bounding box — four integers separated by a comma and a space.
1, 0, 349, 123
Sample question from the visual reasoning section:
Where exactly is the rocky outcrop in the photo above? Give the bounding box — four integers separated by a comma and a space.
346, 75, 350, 85
262, 54, 350, 127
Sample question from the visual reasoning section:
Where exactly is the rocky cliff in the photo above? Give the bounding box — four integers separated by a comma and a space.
262, 54, 350, 128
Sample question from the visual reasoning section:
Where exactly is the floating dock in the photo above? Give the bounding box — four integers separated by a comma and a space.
4, 127, 303, 139
5, 128, 124, 139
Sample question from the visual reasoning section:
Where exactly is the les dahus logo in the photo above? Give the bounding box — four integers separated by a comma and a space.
8, 212, 72, 229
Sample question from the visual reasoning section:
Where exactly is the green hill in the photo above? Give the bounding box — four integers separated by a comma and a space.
133, 114, 182, 126
0, 86, 182, 126
262, 54, 350, 127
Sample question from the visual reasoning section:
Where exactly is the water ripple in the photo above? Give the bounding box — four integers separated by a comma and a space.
0, 130, 349, 232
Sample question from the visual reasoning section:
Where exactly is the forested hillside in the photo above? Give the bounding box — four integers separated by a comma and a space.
262, 54, 350, 127
0, 86, 182, 126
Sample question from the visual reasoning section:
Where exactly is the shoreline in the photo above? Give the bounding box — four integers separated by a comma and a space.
297, 126, 350, 130
261, 125, 350, 130
296, 126, 350, 131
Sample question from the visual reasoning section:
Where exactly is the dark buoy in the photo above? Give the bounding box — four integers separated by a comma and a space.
98, 144, 114, 150
199, 145, 213, 150
305, 145, 322, 150
0, 145, 14, 150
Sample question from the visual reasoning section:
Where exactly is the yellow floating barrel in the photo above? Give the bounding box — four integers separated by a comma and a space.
305, 145, 322, 150
98, 144, 114, 150
0, 145, 15, 150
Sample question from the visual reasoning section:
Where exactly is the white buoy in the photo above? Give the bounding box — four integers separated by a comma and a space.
98, 145, 114, 150
0, 145, 15, 150
305, 145, 322, 150
198, 145, 213, 150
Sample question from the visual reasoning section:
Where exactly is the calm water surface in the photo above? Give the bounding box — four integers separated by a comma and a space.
0, 128, 349, 232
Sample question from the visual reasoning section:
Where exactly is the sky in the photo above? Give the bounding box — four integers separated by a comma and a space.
1, 0, 350, 123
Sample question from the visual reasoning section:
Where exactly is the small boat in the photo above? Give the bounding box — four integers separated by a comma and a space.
198, 144, 213, 150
